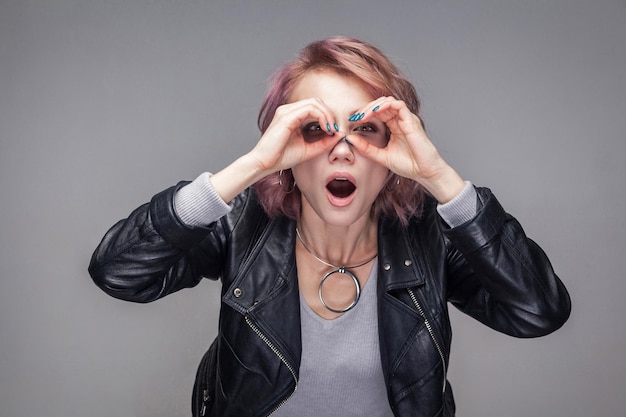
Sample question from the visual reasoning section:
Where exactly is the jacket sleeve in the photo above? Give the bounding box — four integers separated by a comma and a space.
444, 187, 571, 337
88, 183, 246, 303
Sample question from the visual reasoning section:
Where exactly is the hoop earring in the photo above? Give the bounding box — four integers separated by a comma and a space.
279, 169, 296, 193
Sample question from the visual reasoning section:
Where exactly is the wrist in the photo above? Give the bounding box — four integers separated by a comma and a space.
437, 181, 477, 227
211, 154, 271, 203
420, 166, 466, 204
174, 173, 232, 227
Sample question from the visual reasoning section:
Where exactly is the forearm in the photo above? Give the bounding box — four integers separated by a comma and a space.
445, 188, 571, 337
418, 163, 466, 205
174, 173, 232, 227
89, 184, 216, 302
436, 181, 478, 227
210, 153, 275, 204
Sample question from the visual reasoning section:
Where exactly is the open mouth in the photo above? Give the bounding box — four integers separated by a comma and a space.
326, 178, 356, 199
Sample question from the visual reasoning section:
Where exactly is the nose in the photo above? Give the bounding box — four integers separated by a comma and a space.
329, 136, 354, 163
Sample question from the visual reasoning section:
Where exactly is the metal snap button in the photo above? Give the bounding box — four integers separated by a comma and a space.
233, 288, 242, 298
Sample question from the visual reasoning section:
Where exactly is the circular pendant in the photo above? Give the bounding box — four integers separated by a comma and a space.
318, 267, 362, 313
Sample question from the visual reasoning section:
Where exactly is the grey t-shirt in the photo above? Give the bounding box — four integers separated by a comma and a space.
273, 259, 395, 417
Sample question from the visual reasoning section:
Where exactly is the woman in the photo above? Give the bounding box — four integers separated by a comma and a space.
89, 37, 571, 417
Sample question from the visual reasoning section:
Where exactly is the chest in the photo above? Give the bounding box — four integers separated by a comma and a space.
272, 263, 395, 417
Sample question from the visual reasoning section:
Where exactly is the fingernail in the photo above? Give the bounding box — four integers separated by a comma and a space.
348, 114, 357, 121
372, 105, 380, 112
334, 123, 339, 132
326, 123, 332, 133
356, 113, 365, 121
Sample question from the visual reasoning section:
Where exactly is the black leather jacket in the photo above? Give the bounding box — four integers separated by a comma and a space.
89, 184, 570, 417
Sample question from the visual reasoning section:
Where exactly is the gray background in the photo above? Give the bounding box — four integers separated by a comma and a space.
1, 1, 624, 416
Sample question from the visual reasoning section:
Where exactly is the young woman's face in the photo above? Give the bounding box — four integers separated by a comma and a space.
290, 70, 389, 227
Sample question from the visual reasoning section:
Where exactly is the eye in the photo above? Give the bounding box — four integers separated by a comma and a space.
352, 123, 388, 148
304, 122, 322, 131
301, 122, 326, 143
353, 124, 377, 133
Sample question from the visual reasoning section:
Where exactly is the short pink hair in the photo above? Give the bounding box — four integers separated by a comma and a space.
254, 36, 425, 226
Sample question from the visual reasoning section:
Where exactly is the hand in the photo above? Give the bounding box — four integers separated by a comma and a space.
347, 97, 466, 203
249, 98, 339, 175
211, 98, 338, 203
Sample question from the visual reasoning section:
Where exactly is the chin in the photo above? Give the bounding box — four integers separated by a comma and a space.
316, 205, 376, 228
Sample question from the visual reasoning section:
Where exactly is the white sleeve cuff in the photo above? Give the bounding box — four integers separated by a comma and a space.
173, 172, 232, 227
436, 181, 478, 228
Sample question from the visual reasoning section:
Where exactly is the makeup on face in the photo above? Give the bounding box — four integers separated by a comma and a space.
300, 118, 387, 148
290, 70, 390, 222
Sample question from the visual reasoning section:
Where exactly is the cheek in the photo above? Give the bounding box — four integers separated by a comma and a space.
371, 131, 390, 148
365, 166, 390, 195
291, 162, 317, 190
372, 125, 392, 148
353, 125, 389, 148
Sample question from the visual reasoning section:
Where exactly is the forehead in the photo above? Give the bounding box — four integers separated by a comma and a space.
289, 69, 375, 110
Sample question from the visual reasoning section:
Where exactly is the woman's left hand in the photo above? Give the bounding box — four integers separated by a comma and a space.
347, 97, 466, 203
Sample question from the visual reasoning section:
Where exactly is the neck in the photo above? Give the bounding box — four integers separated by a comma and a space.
297, 215, 378, 268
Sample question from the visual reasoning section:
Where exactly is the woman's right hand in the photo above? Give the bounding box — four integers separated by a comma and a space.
250, 98, 339, 174
210, 98, 338, 203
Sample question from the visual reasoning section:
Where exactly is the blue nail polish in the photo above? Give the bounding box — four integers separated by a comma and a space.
334, 123, 339, 132
372, 105, 380, 112
348, 114, 357, 121
356, 113, 365, 121
326, 123, 331, 133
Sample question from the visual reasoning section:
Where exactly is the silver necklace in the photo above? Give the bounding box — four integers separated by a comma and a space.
295, 227, 377, 313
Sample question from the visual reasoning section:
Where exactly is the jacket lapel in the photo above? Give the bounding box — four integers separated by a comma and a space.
222, 216, 302, 374
376, 216, 428, 385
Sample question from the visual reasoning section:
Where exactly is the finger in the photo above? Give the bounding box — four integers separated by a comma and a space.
366, 100, 429, 147
275, 100, 334, 138
346, 133, 389, 167
279, 133, 337, 171
256, 99, 339, 170
297, 98, 340, 135
347, 96, 391, 123
364, 98, 414, 124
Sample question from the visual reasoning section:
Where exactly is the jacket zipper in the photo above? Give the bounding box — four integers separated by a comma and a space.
407, 288, 447, 394
245, 316, 298, 416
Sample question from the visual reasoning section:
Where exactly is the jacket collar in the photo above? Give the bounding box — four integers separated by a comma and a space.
221, 215, 426, 374
222, 215, 426, 312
